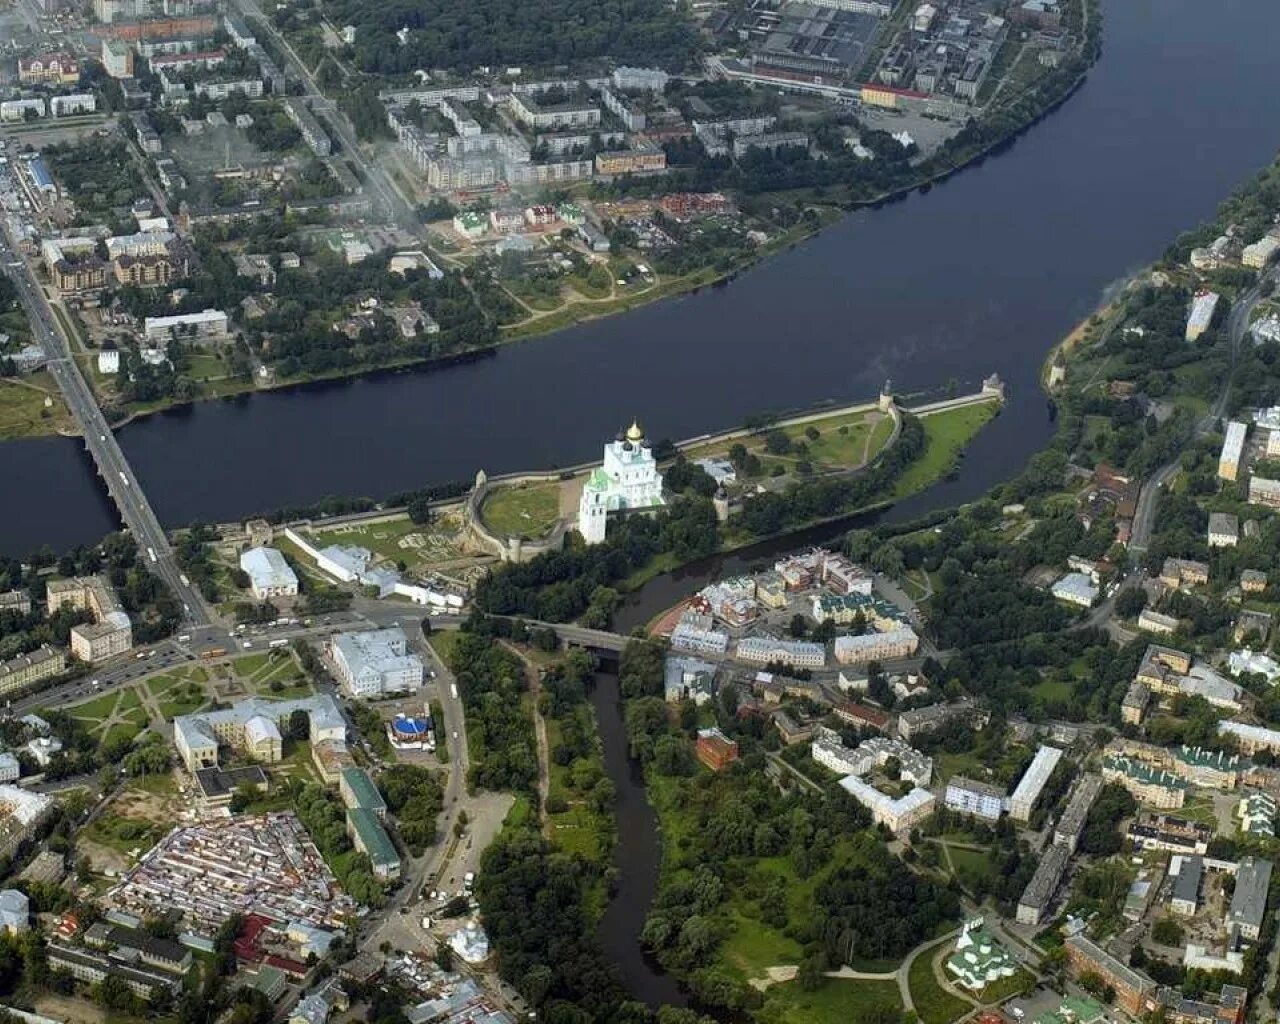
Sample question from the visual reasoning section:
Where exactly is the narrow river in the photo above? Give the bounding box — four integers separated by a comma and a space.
4, 0, 1280, 555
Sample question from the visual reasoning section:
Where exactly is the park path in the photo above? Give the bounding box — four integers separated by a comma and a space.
504, 644, 552, 830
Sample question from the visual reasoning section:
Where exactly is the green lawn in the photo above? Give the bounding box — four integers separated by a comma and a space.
948, 846, 996, 883
480, 482, 562, 539
308, 515, 430, 563
429, 631, 463, 665
762, 977, 902, 1024
891, 401, 998, 499
719, 906, 804, 979
545, 712, 611, 865
933, 750, 985, 784
63, 690, 123, 721
1031, 677, 1073, 702
909, 947, 971, 1024
0, 373, 73, 440
975, 968, 1036, 1005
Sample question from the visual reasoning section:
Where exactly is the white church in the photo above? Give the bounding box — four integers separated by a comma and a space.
578, 421, 666, 544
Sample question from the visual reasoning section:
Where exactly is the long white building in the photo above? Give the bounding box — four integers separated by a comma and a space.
1008, 745, 1064, 821
143, 309, 227, 344
1186, 290, 1220, 342
1219, 421, 1247, 481
239, 547, 299, 599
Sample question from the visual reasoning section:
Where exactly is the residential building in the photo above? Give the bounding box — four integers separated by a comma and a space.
50, 94, 96, 117
0, 99, 46, 122
1160, 559, 1209, 589
1016, 844, 1069, 924
1219, 421, 1247, 481
0, 646, 65, 698
46, 943, 182, 1001
1249, 476, 1280, 509
594, 147, 667, 176
669, 623, 729, 655
664, 656, 715, 705
1051, 574, 1099, 608
1238, 791, 1277, 838
0, 890, 28, 935
578, 421, 665, 544
1169, 855, 1203, 915
897, 699, 985, 742
281, 99, 331, 157
142, 309, 228, 344
1102, 754, 1187, 809
1009, 745, 1064, 821
18, 53, 80, 85
48, 577, 131, 663
1053, 773, 1103, 852
1208, 512, 1239, 548
1234, 608, 1272, 644
172, 695, 346, 771
1242, 233, 1280, 269
1229, 648, 1280, 683
84, 922, 192, 974
0, 591, 31, 615
834, 702, 890, 732
812, 592, 906, 629
329, 629, 423, 698
945, 777, 1006, 821
0, 754, 19, 784
1121, 681, 1151, 725
1127, 814, 1213, 855
239, 547, 299, 599
833, 628, 919, 664
736, 636, 826, 668
695, 727, 738, 771
1137, 610, 1178, 636
1241, 570, 1268, 594
838, 775, 935, 834
1228, 857, 1272, 940
508, 93, 600, 130
1064, 935, 1156, 1017
1186, 291, 1220, 341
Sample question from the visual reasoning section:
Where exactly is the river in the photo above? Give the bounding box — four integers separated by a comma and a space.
4, 0, 1280, 560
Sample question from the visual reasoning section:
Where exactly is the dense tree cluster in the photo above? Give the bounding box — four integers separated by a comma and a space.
442, 628, 538, 792
292, 781, 386, 907
379, 764, 444, 855
325, 0, 700, 76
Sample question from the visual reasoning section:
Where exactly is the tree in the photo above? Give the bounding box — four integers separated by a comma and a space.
1115, 587, 1148, 619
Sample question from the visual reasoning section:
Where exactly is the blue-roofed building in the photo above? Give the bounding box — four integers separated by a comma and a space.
28, 157, 54, 193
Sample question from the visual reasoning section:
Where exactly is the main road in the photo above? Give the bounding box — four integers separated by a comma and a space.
227, 0, 418, 227
1129, 270, 1276, 554
0, 235, 212, 625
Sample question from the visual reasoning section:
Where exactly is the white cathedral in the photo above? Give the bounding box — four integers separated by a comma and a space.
578, 421, 666, 544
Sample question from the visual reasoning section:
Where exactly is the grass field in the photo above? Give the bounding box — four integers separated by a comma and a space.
231, 651, 312, 698
975, 968, 1036, 1005
948, 846, 996, 883
680, 406, 895, 476
909, 946, 971, 1024
308, 516, 431, 563
544, 710, 612, 865
762, 977, 902, 1024
891, 401, 998, 500
480, 482, 562, 539
0, 372, 73, 440
719, 906, 804, 979
146, 667, 209, 719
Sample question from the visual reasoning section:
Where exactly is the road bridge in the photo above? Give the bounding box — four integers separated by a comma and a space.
0, 236, 211, 625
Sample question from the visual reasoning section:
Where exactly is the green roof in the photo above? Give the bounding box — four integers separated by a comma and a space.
1034, 996, 1107, 1024
347, 808, 399, 868
341, 767, 387, 813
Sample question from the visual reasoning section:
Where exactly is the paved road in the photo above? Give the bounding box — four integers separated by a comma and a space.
0, 233, 211, 625
1130, 272, 1274, 553
227, 0, 417, 227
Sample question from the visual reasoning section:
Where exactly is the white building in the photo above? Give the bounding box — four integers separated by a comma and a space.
1229, 649, 1280, 684
1186, 291, 1220, 342
735, 636, 826, 668
1051, 572, 1098, 607
1219, 421, 1247, 481
0, 753, 18, 784
0, 890, 28, 935
0, 99, 46, 122
1009, 745, 1064, 821
142, 309, 228, 344
239, 547, 299, 600
944, 777, 1005, 821
330, 629, 423, 698
839, 776, 935, 834
97, 350, 120, 374
578, 421, 666, 544
1242, 234, 1280, 269
50, 94, 96, 117
670, 623, 729, 655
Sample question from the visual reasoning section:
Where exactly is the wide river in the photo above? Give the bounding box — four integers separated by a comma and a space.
4, 0, 1280, 559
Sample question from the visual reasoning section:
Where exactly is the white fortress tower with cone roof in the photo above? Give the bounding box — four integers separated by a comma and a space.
578, 420, 666, 544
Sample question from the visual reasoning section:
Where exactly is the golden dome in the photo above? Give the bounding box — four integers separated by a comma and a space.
625, 420, 644, 442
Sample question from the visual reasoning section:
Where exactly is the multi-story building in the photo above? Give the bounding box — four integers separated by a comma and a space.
329, 629, 423, 698
1102, 754, 1188, 809
897, 699, 985, 742
1064, 935, 1156, 1017
0, 591, 31, 615
1248, 476, 1280, 509
142, 309, 228, 344
1053, 774, 1102, 852
173, 695, 346, 771
1159, 559, 1209, 589
113, 252, 185, 287
695, 727, 738, 771
0, 645, 66, 698
670, 622, 729, 656
339, 767, 387, 820
0, 99, 46, 122
1186, 291, 1220, 342
1219, 421, 1247, 481
18, 53, 80, 86
1121, 680, 1150, 725
1228, 857, 1273, 940
1127, 813, 1213, 855
346, 808, 400, 880
239, 547, 298, 599
594, 147, 667, 176
1016, 844, 1070, 925
1009, 745, 1064, 821
1170, 855, 1203, 915
735, 636, 826, 668
1137, 610, 1178, 636
51, 258, 107, 294
944, 776, 1006, 821
832, 628, 920, 665
46, 943, 182, 1001
1208, 512, 1239, 548
50, 94, 97, 117
508, 92, 600, 131
1221, 720, 1280, 755
282, 98, 331, 157
48, 577, 132, 663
